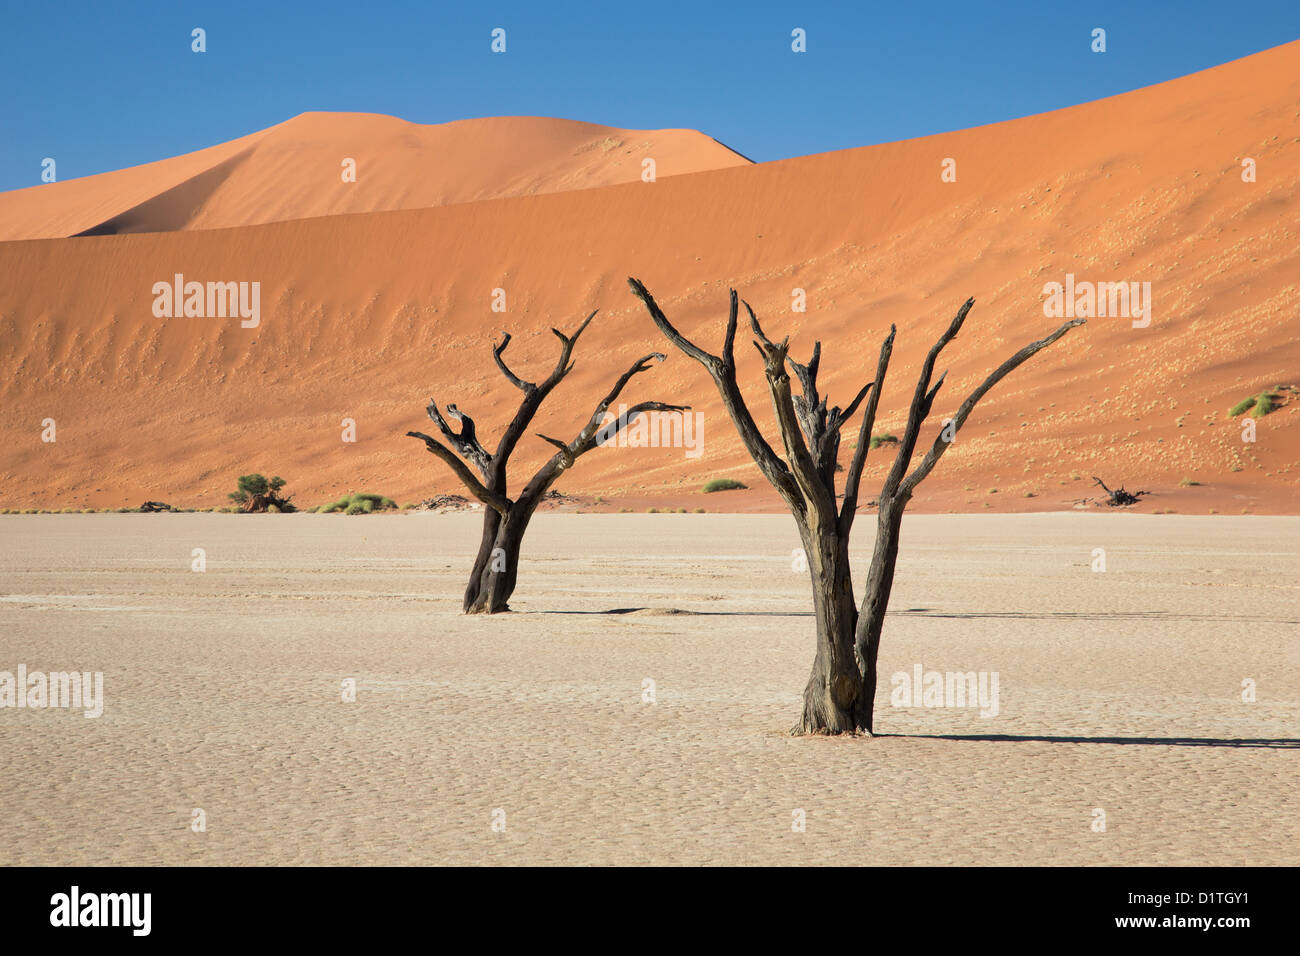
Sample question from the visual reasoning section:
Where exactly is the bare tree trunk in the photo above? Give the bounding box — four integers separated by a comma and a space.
852, 499, 906, 732
796, 522, 862, 734
463, 507, 524, 614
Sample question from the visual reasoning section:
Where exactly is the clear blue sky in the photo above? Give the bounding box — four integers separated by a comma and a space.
2, 0, 1297, 192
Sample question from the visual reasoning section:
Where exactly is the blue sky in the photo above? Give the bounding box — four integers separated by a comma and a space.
1, 0, 1297, 192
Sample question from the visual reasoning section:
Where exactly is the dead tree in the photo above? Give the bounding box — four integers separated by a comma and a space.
1091, 477, 1148, 507
629, 278, 1084, 734
407, 311, 686, 614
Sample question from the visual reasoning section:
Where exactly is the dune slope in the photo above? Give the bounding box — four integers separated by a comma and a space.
0, 41, 1297, 513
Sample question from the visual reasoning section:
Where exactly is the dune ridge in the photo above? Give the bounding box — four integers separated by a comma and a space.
0, 112, 752, 240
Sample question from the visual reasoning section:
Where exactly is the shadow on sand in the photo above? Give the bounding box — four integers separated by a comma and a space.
881, 733, 1300, 749
527, 607, 1300, 624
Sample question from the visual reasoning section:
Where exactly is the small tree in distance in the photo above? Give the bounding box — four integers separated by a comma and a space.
228, 474, 295, 513
629, 277, 1084, 735
407, 310, 686, 614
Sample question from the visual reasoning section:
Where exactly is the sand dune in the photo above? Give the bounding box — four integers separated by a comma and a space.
0, 41, 1297, 513
0, 112, 751, 239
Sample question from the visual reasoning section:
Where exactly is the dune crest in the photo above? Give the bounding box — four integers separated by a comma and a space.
0, 112, 752, 240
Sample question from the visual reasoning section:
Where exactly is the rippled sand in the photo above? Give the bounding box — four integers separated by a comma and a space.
0, 512, 1295, 865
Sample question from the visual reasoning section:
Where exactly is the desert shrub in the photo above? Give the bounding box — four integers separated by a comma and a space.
1229, 391, 1281, 418
1227, 397, 1255, 416
869, 433, 899, 449
1179, 478, 1201, 487
647, 507, 660, 513
702, 478, 748, 493
319, 492, 396, 514
1252, 392, 1277, 417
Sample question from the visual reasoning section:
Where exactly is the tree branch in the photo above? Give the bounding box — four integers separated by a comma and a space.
629, 277, 801, 509
406, 431, 511, 514
747, 303, 835, 517
493, 332, 535, 392
897, 317, 1086, 499
839, 325, 896, 532
881, 297, 975, 503
518, 351, 687, 508
493, 309, 599, 464
425, 399, 492, 477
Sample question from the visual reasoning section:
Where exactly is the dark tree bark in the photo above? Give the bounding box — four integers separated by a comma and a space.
629, 277, 1084, 734
408, 311, 686, 614
1090, 476, 1148, 507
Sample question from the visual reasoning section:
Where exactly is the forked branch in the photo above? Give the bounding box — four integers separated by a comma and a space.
896, 317, 1086, 499
629, 277, 800, 507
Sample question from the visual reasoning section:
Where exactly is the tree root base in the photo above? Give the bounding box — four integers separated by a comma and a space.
789, 725, 873, 738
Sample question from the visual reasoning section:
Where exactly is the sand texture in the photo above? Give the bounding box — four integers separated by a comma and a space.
0, 512, 1295, 865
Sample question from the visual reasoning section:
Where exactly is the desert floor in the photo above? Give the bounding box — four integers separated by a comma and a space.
0, 512, 1296, 866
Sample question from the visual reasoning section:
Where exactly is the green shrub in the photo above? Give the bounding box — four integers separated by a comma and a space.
702, 478, 748, 493
319, 492, 397, 514
1252, 392, 1277, 417
1229, 390, 1281, 418
869, 433, 899, 449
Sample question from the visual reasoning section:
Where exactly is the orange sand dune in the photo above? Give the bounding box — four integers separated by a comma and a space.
0, 41, 1297, 513
0, 112, 751, 240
